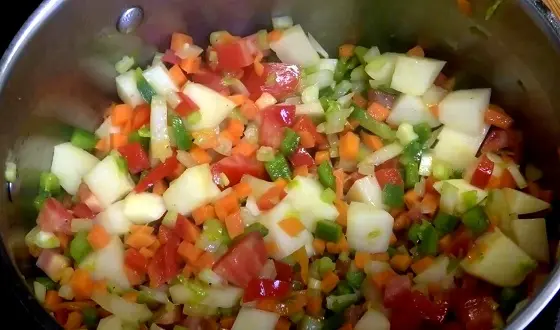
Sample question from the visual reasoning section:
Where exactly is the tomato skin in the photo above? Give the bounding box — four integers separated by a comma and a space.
376, 157, 399, 171
37, 198, 73, 234
259, 105, 296, 149
118, 142, 150, 174
375, 168, 404, 189
175, 93, 199, 117
470, 155, 494, 189
191, 69, 229, 93
213, 232, 267, 288
384, 275, 412, 309
243, 63, 301, 100
148, 232, 181, 288
289, 148, 315, 167
273, 260, 293, 282
292, 115, 327, 148
211, 154, 266, 187
451, 289, 494, 330
71, 203, 95, 219
215, 40, 254, 70
480, 129, 508, 153
135, 156, 179, 193
125, 248, 149, 273
242, 279, 291, 302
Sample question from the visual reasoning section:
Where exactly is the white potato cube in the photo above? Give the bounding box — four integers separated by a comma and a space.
433, 179, 488, 213
365, 53, 398, 84
232, 308, 279, 330
511, 218, 549, 263
390, 55, 446, 96
502, 188, 550, 215
432, 125, 489, 170
84, 155, 134, 208
346, 202, 394, 253
182, 83, 236, 131
95, 201, 131, 235
269, 25, 320, 68
51, 142, 99, 195
346, 176, 384, 209
422, 85, 448, 106
438, 89, 491, 136
387, 94, 440, 128
123, 193, 166, 224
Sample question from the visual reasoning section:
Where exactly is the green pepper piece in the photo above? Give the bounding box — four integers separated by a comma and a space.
408, 223, 423, 243
244, 222, 269, 237
135, 68, 157, 103
71, 128, 98, 151
433, 212, 460, 235
404, 161, 420, 189
334, 57, 349, 82
349, 107, 396, 140
82, 307, 98, 328
326, 294, 359, 313
418, 223, 438, 256
461, 206, 489, 235
317, 161, 336, 190
265, 154, 292, 181
69, 231, 93, 264
170, 114, 193, 151
34, 191, 51, 211
317, 257, 336, 277
40, 172, 61, 195
280, 128, 301, 156
413, 123, 432, 145
334, 280, 354, 295
315, 220, 342, 242
382, 183, 404, 209
354, 46, 368, 64
346, 271, 365, 289
128, 130, 150, 151
400, 141, 423, 165
36, 277, 57, 290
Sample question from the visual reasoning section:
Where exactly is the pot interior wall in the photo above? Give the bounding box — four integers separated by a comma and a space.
1, 0, 559, 327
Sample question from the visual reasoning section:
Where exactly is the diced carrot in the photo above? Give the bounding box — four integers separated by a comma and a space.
275, 318, 291, 330
220, 316, 236, 329
254, 52, 265, 76
390, 254, 412, 272
411, 256, 435, 274
333, 169, 345, 200
180, 217, 202, 243
306, 294, 323, 317
190, 147, 212, 164
293, 165, 309, 177
228, 94, 248, 107
87, 224, 111, 250
265, 240, 279, 256
406, 45, 425, 57
168, 65, 187, 87
439, 234, 452, 252
70, 269, 94, 300
298, 131, 316, 148
371, 252, 390, 262
171, 33, 194, 52
320, 271, 340, 293
360, 131, 384, 151
152, 180, 168, 196
485, 104, 513, 129
110, 133, 128, 149
314, 151, 330, 164
257, 179, 288, 211
420, 192, 439, 216
367, 102, 391, 122
278, 217, 306, 237
44, 290, 62, 310
95, 137, 110, 152
404, 190, 421, 209
371, 269, 397, 290
193, 204, 216, 225
268, 30, 283, 42
457, 0, 472, 15
326, 241, 339, 254
214, 193, 240, 222
232, 141, 258, 157
130, 225, 154, 235
225, 210, 244, 239
182, 264, 194, 278
339, 44, 356, 58
111, 104, 134, 126
339, 131, 360, 161
226, 118, 245, 143
125, 232, 157, 249
334, 199, 348, 227
180, 56, 201, 74
352, 93, 368, 108
151, 237, 162, 251
233, 182, 252, 200
312, 238, 326, 255
393, 213, 410, 231
354, 251, 371, 269
120, 119, 133, 135
92, 280, 107, 294
178, 240, 203, 264
132, 104, 151, 130
239, 99, 259, 120
194, 251, 215, 270
336, 235, 350, 253
192, 130, 219, 149
293, 247, 309, 285
139, 247, 155, 259
390, 232, 397, 245
122, 291, 139, 303
339, 323, 353, 330
56, 233, 70, 250
429, 105, 439, 118
64, 311, 83, 330
126, 267, 146, 287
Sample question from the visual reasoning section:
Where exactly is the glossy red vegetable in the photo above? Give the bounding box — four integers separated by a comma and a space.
451, 289, 494, 330
77, 183, 103, 214
118, 142, 150, 174
480, 129, 508, 153
214, 40, 254, 70
289, 148, 315, 167
376, 157, 399, 171
291, 115, 328, 148
37, 198, 73, 234
175, 92, 200, 117
242, 278, 291, 302
375, 168, 404, 189
162, 49, 181, 65
213, 232, 267, 288
259, 105, 296, 149
192, 69, 229, 93
384, 275, 412, 309
148, 233, 181, 288
243, 63, 301, 100
125, 248, 149, 273
211, 154, 266, 187
71, 203, 95, 219
273, 260, 293, 282
135, 156, 179, 192
470, 154, 494, 189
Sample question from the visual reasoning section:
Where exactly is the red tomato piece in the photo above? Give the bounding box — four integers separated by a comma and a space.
71, 203, 95, 219
243, 63, 301, 100
273, 260, 293, 282
162, 49, 181, 65
259, 105, 296, 149
289, 148, 315, 167
444, 227, 473, 258
470, 155, 494, 189
375, 168, 404, 189
117, 142, 150, 174
480, 129, 508, 153
77, 183, 103, 214
174, 215, 199, 242
213, 232, 267, 288
211, 154, 266, 187
451, 289, 494, 330
443, 322, 465, 330
191, 69, 229, 93
292, 115, 327, 148
125, 248, 149, 273
376, 157, 399, 171
148, 233, 181, 288
175, 92, 200, 117
383, 275, 412, 309
215, 40, 254, 71
135, 156, 179, 192
389, 307, 422, 330
409, 290, 448, 325
243, 278, 291, 302
37, 198, 73, 234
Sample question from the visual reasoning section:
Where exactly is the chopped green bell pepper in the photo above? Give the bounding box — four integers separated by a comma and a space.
334, 280, 354, 295
69, 231, 93, 264
382, 183, 404, 209
400, 141, 423, 165
280, 128, 300, 156
326, 294, 359, 313
315, 220, 342, 242
71, 128, 98, 151
170, 114, 192, 151
244, 222, 269, 237
318, 161, 336, 190
40, 172, 61, 195
265, 154, 292, 181
346, 271, 365, 289
404, 161, 420, 188
461, 206, 489, 235
349, 107, 396, 140
413, 123, 432, 145
433, 211, 460, 235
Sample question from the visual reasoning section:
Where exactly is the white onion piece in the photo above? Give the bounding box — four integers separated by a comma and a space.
419, 153, 433, 177
225, 78, 250, 96
414, 178, 426, 197
176, 150, 197, 168
176, 43, 203, 59
71, 218, 94, 233
198, 268, 225, 286
272, 16, 294, 29
150, 95, 172, 162
255, 92, 277, 110
92, 292, 152, 323
258, 259, 277, 280
364, 260, 391, 275
307, 32, 329, 58
506, 162, 527, 189
358, 142, 403, 167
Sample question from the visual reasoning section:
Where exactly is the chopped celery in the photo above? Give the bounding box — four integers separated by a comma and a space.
332, 80, 352, 99
318, 161, 336, 190
315, 220, 342, 242
40, 172, 61, 195
334, 280, 354, 295
382, 184, 404, 209
404, 161, 420, 189
433, 212, 460, 235
320, 188, 336, 204
186, 280, 208, 304
461, 206, 489, 235
69, 231, 93, 264
244, 222, 269, 237
280, 128, 301, 156
71, 128, 98, 151
346, 271, 365, 289
265, 154, 292, 181
302, 84, 320, 104
326, 294, 359, 313
349, 107, 396, 140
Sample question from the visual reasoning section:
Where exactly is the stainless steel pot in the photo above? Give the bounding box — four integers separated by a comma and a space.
2, 0, 560, 328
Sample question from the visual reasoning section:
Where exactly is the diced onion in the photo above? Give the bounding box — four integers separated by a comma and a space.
272, 16, 294, 30
58, 284, 74, 300
364, 260, 391, 275
115, 56, 135, 74
150, 95, 172, 162
327, 134, 340, 158
240, 206, 258, 226
152, 52, 164, 67
337, 92, 354, 108
308, 278, 321, 290
363, 46, 381, 63
284, 96, 302, 105
198, 268, 225, 286
358, 143, 403, 167
92, 293, 153, 323
255, 92, 277, 110
350, 66, 367, 81
307, 33, 329, 58
214, 136, 233, 156
243, 123, 259, 144
34, 281, 47, 303
176, 43, 203, 60
440, 182, 459, 214
414, 178, 426, 197
257, 146, 276, 162
507, 162, 527, 189
71, 218, 94, 233
358, 163, 375, 176
176, 150, 197, 168
419, 153, 433, 176
223, 78, 249, 96
258, 259, 277, 280
302, 85, 319, 104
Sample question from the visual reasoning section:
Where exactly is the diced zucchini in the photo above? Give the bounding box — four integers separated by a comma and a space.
123, 193, 166, 225
163, 164, 221, 215
390, 55, 446, 96
387, 94, 440, 128
142, 64, 178, 98
83, 155, 134, 208
438, 89, 491, 136
95, 201, 132, 235
355, 309, 390, 330
433, 179, 488, 213
51, 142, 99, 195
346, 202, 394, 253
84, 237, 131, 290
346, 176, 384, 209
182, 83, 236, 131
269, 25, 320, 68
232, 307, 279, 330
432, 125, 489, 170
502, 188, 550, 215
511, 218, 549, 263
460, 229, 537, 287
116, 70, 144, 108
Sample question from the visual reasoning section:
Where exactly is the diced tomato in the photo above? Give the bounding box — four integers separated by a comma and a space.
443, 322, 465, 330
389, 311, 422, 330
289, 148, 315, 167
480, 129, 508, 153
451, 289, 494, 330
213, 232, 267, 288
71, 203, 95, 219
444, 227, 472, 258
77, 183, 103, 213
148, 233, 181, 288
125, 248, 149, 273
175, 92, 199, 117
174, 215, 200, 243
470, 154, 494, 189
291, 115, 327, 148
191, 69, 228, 93
243, 63, 300, 100
117, 142, 150, 174
383, 275, 412, 309
273, 260, 293, 282
409, 290, 448, 325
214, 39, 254, 71
162, 49, 181, 65
243, 279, 291, 302
37, 198, 73, 234
158, 225, 174, 245
211, 154, 266, 187
259, 105, 296, 149
375, 157, 400, 171
375, 168, 404, 189
505, 129, 523, 162
135, 156, 179, 193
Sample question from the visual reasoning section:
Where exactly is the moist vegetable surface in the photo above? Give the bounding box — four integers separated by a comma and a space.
25, 17, 555, 330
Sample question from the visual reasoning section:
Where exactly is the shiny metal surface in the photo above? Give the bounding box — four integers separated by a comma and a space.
1, 0, 560, 328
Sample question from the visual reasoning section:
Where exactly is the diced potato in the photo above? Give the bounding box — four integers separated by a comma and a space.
432, 125, 489, 170
51, 142, 99, 195
232, 307, 279, 330
269, 25, 320, 68
201, 286, 244, 308
123, 193, 166, 225
390, 55, 446, 96
116, 70, 144, 108
84, 236, 130, 290
502, 188, 550, 215
386, 94, 440, 128
432, 179, 488, 213
163, 164, 221, 215
438, 89, 491, 136
460, 229, 537, 287
283, 176, 339, 230
95, 201, 131, 235
346, 202, 394, 253
182, 83, 236, 131
346, 176, 384, 209
355, 309, 390, 330
259, 200, 314, 259
83, 155, 134, 208
511, 218, 549, 263
422, 85, 448, 106
485, 189, 514, 237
